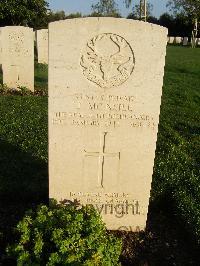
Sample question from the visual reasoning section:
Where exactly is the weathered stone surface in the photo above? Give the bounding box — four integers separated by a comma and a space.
34, 31, 36, 42
37, 29, 48, 64
49, 18, 167, 231
183, 37, 188, 46
2, 26, 34, 91
0, 28, 2, 67
175, 36, 182, 44
168, 36, 174, 44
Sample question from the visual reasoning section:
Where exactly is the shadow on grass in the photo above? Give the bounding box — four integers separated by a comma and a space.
165, 66, 200, 77
116, 192, 200, 266
0, 139, 48, 264
147, 195, 200, 266
0, 139, 48, 202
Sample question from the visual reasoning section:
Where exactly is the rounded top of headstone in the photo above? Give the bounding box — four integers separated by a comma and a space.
49, 17, 168, 34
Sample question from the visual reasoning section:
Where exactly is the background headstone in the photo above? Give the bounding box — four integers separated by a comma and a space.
36, 29, 48, 64
49, 18, 167, 231
169, 36, 175, 44
175, 36, 182, 44
34, 31, 36, 42
2, 26, 34, 91
183, 37, 188, 46
0, 28, 2, 67
167, 36, 170, 43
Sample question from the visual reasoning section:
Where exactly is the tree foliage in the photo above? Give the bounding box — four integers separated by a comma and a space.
124, 0, 133, 8
159, 12, 193, 36
91, 0, 121, 17
167, 0, 200, 19
133, 1, 153, 19
125, 0, 153, 19
0, 0, 49, 28
47, 11, 82, 24
127, 11, 194, 37
147, 16, 159, 24
47, 11, 66, 24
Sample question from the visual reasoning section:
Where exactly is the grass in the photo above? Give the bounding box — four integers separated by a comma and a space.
0, 46, 200, 265
35, 63, 48, 91
144, 46, 200, 265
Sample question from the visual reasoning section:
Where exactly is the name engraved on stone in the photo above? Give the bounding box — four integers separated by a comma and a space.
8, 31, 30, 56
52, 93, 155, 129
84, 132, 120, 188
80, 33, 135, 89
52, 111, 155, 129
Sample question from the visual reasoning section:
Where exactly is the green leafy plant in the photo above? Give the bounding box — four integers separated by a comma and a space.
7, 200, 122, 265
0, 83, 10, 94
17, 86, 33, 96
35, 85, 48, 96
0, 84, 34, 96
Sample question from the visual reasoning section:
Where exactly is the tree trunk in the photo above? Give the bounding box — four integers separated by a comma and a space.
191, 18, 198, 48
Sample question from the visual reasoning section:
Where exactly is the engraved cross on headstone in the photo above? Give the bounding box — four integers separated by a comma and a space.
84, 132, 120, 188
10, 65, 20, 82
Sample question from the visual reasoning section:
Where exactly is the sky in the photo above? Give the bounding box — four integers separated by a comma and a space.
48, 0, 169, 18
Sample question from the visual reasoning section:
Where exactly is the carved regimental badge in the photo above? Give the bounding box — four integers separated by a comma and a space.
80, 33, 135, 89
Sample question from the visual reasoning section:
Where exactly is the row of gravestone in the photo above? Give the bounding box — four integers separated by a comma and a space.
1, 18, 168, 231
0, 26, 197, 93
34, 29, 48, 64
0, 26, 48, 91
168, 36, 200, 46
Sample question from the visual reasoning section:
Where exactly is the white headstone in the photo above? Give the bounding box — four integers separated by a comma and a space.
36, 29, 48, 64
169, 36, 175, 44
34, 31, 36, 42
183, 37, 188, 46
0, 28, 2, 67
175, 36, 182, 44
49, 18, 168, 231
2, 26, 34, 91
